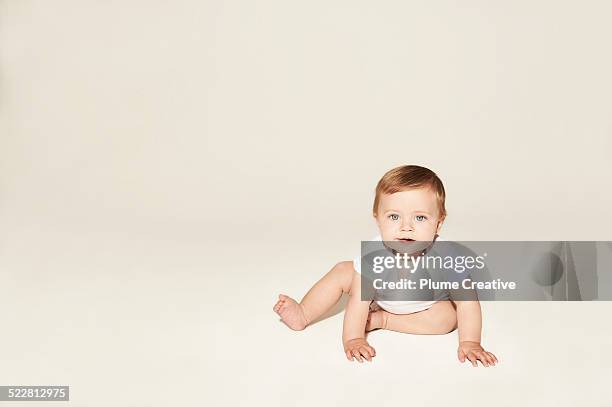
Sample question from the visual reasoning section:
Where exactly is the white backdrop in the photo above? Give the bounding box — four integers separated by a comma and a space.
1, 1, 611, 406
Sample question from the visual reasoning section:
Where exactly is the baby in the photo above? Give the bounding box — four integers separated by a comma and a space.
273, 165, 498, 367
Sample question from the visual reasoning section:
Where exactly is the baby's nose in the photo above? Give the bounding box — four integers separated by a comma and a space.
401, 219, 414, 231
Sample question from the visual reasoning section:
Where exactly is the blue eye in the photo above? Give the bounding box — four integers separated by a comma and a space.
415, 215, 427, 222
388, 214, 399, 221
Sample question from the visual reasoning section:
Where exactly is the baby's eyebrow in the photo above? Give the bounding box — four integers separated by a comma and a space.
383, 209, 432, 215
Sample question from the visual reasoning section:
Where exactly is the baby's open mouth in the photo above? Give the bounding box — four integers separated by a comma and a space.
396, 238, 415, 242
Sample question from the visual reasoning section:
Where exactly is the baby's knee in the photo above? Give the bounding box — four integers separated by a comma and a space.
432, 303, 457, 334
442, 311, 458, 333
332, 261, 357, 294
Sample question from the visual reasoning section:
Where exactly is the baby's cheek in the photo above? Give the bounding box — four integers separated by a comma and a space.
381, 230, 395, 241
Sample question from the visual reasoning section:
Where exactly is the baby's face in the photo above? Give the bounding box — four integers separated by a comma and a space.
374, 187, 443, 242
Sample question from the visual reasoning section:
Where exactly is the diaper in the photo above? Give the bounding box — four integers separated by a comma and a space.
369, 299, 436, 314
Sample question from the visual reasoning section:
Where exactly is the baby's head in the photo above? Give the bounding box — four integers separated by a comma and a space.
373, 165, 446, 242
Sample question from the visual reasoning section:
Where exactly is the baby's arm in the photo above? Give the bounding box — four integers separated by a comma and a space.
455, 300, 498, 367
342, 271, 376, 362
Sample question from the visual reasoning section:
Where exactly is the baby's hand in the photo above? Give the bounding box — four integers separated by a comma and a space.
457, 341, 498, 367
344, 338, 376, 363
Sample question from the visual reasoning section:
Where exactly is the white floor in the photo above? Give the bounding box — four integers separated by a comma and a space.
2, 0, 612, 405
1, 220, 610, 406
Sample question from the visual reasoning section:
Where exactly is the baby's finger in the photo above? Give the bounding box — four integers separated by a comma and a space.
367, 346, 376, 357
361, 345, 374, 358
481, 352, 493, 366
352, 350, 364, 363
477, 351, 491, 367
477, 352, 490, 367
357, 349, 370, 362
466, 353, 478, 367
359, 347, 372, 362
457, 349, 466, 363
488, 352, 499, 364
345, 350, 354, 362
485, 352, 496, 365
472, 351, 488, 367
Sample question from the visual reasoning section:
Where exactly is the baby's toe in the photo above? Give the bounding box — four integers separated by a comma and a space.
278, 302, 289, 314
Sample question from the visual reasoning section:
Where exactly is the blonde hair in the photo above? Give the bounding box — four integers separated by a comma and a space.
373, 165, 446, 220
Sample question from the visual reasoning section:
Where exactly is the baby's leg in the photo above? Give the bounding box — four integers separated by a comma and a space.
366, 301, 457, 334
273, 261, 355, 330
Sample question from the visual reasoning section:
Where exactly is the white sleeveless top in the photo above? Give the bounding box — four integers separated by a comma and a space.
353, 235, 443, 314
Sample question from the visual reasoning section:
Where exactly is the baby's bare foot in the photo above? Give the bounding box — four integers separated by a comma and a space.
273, 294, 309, 331
366, 310, 387, 332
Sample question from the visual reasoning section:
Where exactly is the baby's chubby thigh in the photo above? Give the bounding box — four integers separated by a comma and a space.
384, 300, 457, 335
